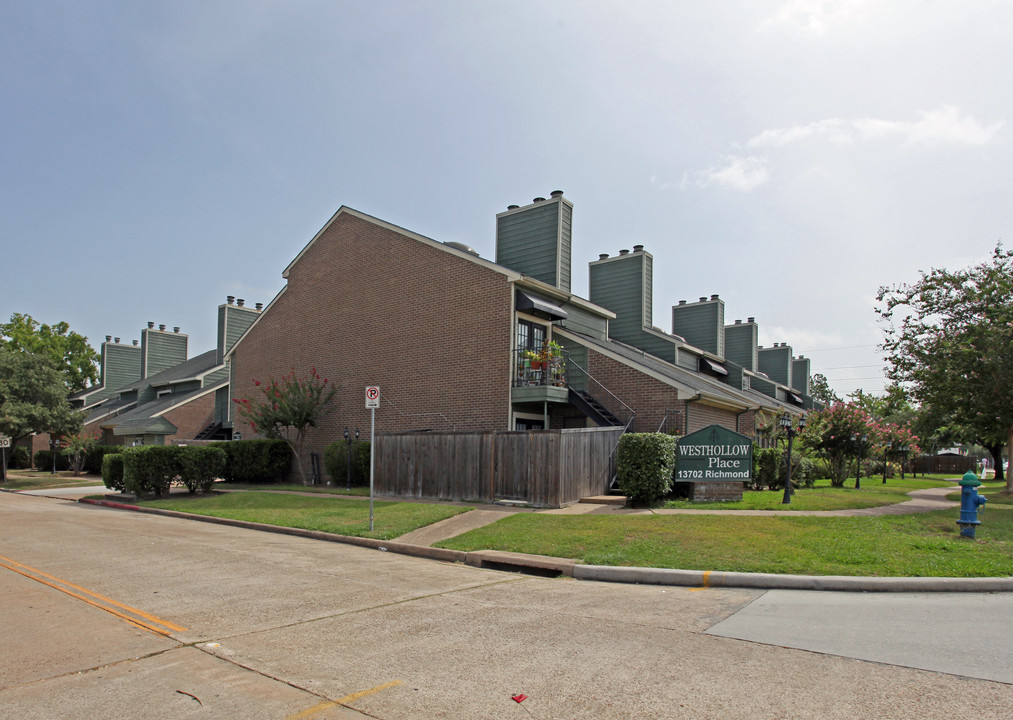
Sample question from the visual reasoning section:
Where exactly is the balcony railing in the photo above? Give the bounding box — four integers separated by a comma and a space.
513, 347, 568, 388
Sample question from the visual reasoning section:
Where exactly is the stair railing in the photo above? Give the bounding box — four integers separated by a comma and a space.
565, 356, 636, 490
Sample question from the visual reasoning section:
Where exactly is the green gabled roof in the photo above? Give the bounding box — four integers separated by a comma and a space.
112, 417, 178, 436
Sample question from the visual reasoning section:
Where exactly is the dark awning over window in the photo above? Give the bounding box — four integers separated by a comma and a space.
699, 357, 729, 376
787, 392, 804, 405
516, 289, 568, 321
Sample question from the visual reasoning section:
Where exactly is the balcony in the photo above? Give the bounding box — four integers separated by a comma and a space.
512, 346, 569, 404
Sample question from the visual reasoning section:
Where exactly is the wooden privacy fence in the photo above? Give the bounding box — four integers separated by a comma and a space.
374, 426, 624, 507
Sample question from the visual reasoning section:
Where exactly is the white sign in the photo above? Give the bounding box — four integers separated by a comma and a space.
0, 436, 10, 449
365, 386, 380, 409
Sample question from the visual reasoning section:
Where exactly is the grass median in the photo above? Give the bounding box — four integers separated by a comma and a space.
436, 504, 1013, 578
136, 491, 471, 541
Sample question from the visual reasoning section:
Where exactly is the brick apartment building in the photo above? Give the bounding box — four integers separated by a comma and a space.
227, 192, 814, 483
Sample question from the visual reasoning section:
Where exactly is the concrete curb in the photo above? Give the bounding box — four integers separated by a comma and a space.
77, 498, 1013, 593
573, 565, 1013, 592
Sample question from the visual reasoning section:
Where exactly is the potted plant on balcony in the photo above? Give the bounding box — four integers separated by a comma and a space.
544, 340, 566, 386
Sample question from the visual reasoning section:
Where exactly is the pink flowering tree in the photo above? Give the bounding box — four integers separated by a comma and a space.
233, 368, 337, 485
803, 402, 875, 487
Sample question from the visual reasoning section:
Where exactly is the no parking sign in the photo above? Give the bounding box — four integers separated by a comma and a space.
365, 386, 380, 409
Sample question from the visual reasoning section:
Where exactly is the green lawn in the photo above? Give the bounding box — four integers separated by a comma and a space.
136, 491, 471, 540
217, 482, 371, 497
662, 475, 960, 511
436, 508, 1013, 577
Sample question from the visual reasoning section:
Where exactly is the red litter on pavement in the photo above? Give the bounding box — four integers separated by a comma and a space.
512, 694, 528, 703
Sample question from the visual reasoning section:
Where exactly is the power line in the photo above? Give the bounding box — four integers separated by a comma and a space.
818, 363, 883, 370
804, 344, 879, 352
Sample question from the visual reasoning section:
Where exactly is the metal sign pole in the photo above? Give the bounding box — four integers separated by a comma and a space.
365, 386, 380, 533
369, 405, 375, 531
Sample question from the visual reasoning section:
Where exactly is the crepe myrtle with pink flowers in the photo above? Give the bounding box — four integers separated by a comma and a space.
803, 401, 920, 487
233, 367, 337, 485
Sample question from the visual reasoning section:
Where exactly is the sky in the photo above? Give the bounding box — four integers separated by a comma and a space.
3, 0, 1010, 400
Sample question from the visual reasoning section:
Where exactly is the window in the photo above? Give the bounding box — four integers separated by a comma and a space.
517, 319, 546, 352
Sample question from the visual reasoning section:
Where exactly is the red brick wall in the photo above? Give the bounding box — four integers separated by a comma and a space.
584, 348, 686, 433
584, 348, 746, 435
161, 392, 215, 444
230, 211, 514, 482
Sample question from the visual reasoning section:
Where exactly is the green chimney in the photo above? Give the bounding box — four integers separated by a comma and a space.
671, 295, 725, 357
496, 191, 572, 292
725, 317, 758, 372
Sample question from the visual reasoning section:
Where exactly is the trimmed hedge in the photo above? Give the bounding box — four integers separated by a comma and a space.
7, 446, 31, 469
102, 453, 125, 492
84, 445, 122, 475
212, 439, 291, 484
120, 445, 227, 496
323, 440, 371, 487
179, 446, 226, 494
617, 433, 677, 506
34, 449, 70, 471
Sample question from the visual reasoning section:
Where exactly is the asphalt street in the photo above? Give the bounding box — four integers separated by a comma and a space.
2, 490, 1011, 719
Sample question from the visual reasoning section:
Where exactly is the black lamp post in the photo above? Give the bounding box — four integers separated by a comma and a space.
50, 435, 58, 475
344, 427, 359, 490
779, 413, 806, 505
899, 445, 910, 479
852, 432, 868, 490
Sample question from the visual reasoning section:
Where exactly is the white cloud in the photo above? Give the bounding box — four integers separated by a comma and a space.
747, 106, 1004, 149
758, 0, 877, 37
693, 155, 769, 192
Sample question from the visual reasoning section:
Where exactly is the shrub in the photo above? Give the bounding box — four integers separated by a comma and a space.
8, 446, 31, 469
34, 449, 70, 471
122, 446, 181, 496
178, 446, 226, 494
85, 445, 122, 475
750, 446, 816, 491
752, 446, 784, 490
101, 453, 125, 492
214, 439, 291, 483
617, 433, 677, 506
323, 439, 371, 487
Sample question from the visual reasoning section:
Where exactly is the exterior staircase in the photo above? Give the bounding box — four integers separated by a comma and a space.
568, 388, 624, 427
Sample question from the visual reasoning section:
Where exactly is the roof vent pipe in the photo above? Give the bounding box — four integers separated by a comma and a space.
227, 296, 235, 305
148, 321, 154, 329
679, 300, 687, 305
633, 244, 644, 252
133, 340, 138, 346
711, 294, 719, 300
550, 190, 564, 198
173, 327, 180, 333
619, 248, 630, 255
507, 204, 519, 210
699, 297, 707, 302
105, 335, 112, 342
237, 299, 245, 307
533, 197, 546, 203
159, 324, 166, 331
598, 253, 609, 260
734, 320, 741, 325
748, 317, 755, 323
114, 337, 120, 343
255, 303, 263, 311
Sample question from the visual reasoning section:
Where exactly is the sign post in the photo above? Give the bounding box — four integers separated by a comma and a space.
365, 386, 380, 531
0, 435, 10, 485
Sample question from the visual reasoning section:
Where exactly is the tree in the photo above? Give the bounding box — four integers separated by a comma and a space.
62, 430, 101, 476
233, 368, 337, 485
0, 350, 84, 465
0, 313, 100, 393
803, 402, 873, 487
876, 244, 1013, 490
809, 373, 840, 405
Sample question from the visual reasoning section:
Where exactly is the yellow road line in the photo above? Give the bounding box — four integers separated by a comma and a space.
0, 555, 186, 636
689, 570, 712, 591
286, 680, 403, 719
